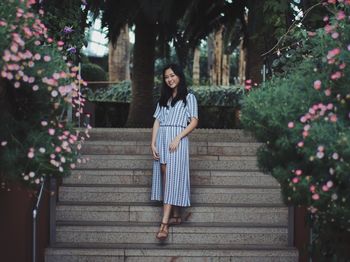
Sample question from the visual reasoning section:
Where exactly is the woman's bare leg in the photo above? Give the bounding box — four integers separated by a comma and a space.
157, 164, 172, 239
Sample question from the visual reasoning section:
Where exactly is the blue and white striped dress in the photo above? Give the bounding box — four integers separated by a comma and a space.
151, 93, 198, 207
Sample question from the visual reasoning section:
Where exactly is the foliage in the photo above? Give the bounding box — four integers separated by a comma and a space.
36, 0, 87, 62
81, 63, 107, 82
88, 80, 245, 108
241, 1, 350, 260
0, 1, 88, 188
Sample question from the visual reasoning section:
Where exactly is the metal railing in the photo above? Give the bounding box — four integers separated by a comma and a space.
32, 179, 46, 262
288, 206, 295, 247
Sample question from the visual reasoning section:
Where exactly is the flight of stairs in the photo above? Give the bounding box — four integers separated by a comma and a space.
45, 128, 298, 261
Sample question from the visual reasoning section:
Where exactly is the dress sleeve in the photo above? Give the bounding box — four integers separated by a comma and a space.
186, 93, 198, 120
153, 103, 161, 120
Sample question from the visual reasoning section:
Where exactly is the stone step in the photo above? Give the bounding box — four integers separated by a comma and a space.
81, 141, 261, 156
85, 128, 256, 142
65, 170, 280, 187
55, 223, 289, 246
56, 203, 288, 225
78, 155, 258, 171
45, 244, 298, 262
58, 185, 283, 205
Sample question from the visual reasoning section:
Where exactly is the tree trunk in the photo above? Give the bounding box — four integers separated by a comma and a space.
238, 37, 246, 85
213, 25, 223, 85
222, 54, 230, 86
246, 0, 265, 84
108, 24, 130, 83
125, 15, 156, 127
207, 33, 215, 85
192, 47, 200, 86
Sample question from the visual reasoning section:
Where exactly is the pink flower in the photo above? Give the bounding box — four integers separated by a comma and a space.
288, 122, 294, 128
310, 207, 318, 214
330, 114, 337, 122
295, 170, 302, 176
55, 146, 62, 153
336, 11, 346, 20
328, 0, 336, 3
312, 194, 320, 200
313, 80, 322, 90
27, 151, 34, 158
324, 24, 334, 34
327, 48, 341, 59
331, 71, 342, 80
323, 16, 329, 22
318, 145, 325, 152
327, 181, 334, 188
300, 116, 307, 123
297, 141, 304, 148
327, 103, 334, 110
310, 185, 316, 193
332, 152, 339, 160
57, 41, 64, 47
302, 131, 309, 138
322, 185, 329, 192
32, 85, 39, 91
316, 151, 324, 159
41, 121, 48, 126
1, 141, 7, 146
339, 63, 346, 69
331, 32, 339, 39
48, 128, 55, 135
43, 55, 51, 62
324, 89, 331, 96
292, 177, 299, 183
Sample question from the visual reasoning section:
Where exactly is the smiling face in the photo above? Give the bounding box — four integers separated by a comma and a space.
164, 68, 180, 90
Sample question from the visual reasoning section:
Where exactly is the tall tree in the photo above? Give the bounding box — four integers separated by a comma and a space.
192, 47, 201, 86
89, 0, 247, 126
108, 24, 130, 83
245, 0, 266, 83
222, 54, 230, 85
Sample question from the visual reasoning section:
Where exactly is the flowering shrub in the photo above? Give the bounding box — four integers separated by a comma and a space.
0, 1, 88, 188
241, 1, 350, 259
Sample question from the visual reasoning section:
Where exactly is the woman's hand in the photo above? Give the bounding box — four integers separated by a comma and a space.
151, 144, 160, 160
169, 136, 181, 152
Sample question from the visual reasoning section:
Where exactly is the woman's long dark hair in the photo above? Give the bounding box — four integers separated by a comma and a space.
159, 64, 188, 107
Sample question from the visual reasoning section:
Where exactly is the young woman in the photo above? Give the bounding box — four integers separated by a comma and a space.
151, 64, 198, 240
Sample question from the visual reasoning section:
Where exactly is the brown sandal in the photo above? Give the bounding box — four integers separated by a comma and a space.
168, 216, 182, 226
156, 222, 169, 240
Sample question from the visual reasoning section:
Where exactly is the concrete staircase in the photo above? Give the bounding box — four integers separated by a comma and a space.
45, 128, 298, 262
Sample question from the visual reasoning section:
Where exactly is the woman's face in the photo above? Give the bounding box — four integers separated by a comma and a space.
164, 68, 180, 89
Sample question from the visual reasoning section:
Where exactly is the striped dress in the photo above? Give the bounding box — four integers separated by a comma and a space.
151, 93, 198, 207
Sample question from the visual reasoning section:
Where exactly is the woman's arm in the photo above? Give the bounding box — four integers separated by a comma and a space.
169, 117, 198, 152
151, 119, 160, 160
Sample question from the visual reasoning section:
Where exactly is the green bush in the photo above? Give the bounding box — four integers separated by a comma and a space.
0, 1, 87, 188
81, 63, 107, 82
241, 2, 350, 260
88, 80, 244, 108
